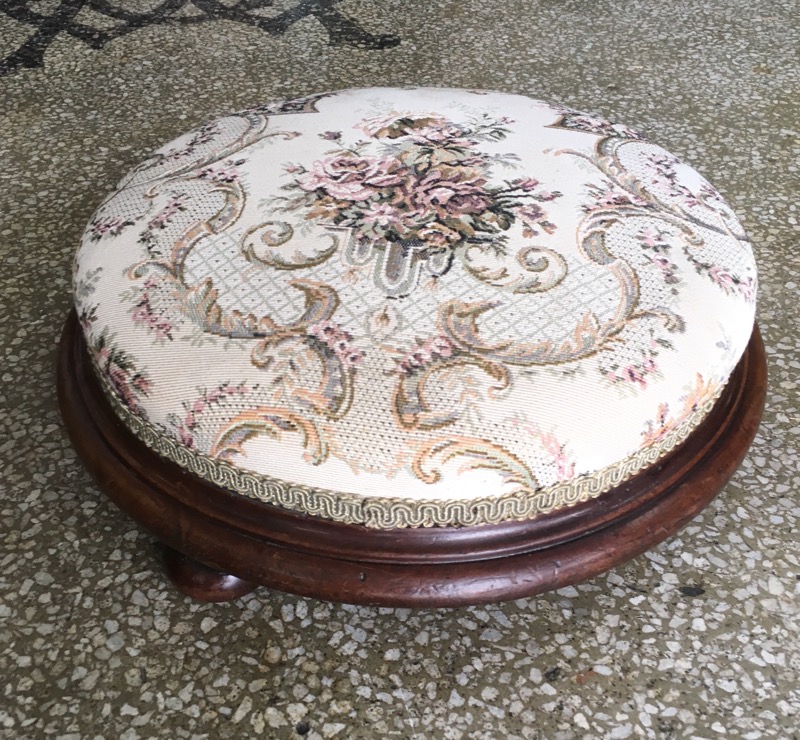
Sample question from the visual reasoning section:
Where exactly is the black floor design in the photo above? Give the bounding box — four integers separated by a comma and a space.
0, 0, 400, 76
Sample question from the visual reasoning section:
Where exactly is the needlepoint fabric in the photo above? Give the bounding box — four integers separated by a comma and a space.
73, 88, 757, 528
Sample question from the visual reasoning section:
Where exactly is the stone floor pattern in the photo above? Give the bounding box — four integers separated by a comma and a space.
1, 1, 798, 738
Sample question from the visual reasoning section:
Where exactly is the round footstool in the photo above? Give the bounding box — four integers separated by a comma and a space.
59, 88, 766, 606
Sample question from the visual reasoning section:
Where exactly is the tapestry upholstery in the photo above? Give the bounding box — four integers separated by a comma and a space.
73, 88, 757, 528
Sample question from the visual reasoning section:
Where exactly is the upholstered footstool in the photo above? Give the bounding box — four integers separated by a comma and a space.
59, 88, 766, 606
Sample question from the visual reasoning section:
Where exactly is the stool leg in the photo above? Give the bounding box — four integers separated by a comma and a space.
163, 547, 256, 602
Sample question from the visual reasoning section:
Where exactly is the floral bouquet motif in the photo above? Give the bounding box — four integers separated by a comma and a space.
278, 113, 561, 297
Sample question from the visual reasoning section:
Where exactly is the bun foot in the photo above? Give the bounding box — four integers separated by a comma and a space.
163, 547, 257, 602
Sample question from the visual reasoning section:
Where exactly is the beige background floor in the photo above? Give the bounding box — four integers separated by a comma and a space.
1, 1, 798, 737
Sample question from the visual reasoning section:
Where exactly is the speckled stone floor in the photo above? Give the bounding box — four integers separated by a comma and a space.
1, 1, 798, 737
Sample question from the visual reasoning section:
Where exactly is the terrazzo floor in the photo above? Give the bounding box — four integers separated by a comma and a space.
1, 0, 799, 737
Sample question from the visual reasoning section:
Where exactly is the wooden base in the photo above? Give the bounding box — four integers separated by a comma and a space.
163, 547, 256, 602
57, 311, 766, 607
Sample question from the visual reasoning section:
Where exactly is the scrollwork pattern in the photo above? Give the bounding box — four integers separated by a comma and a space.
73, 89, 757, 526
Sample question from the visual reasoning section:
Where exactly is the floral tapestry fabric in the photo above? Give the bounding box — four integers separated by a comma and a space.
73, 88, 757, 528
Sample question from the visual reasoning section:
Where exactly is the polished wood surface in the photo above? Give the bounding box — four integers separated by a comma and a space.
163, 547, 256, 602
57, 310, 767, 606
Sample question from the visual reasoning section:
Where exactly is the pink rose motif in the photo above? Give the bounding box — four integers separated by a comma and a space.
642, 357, 657, 373
307, 321, 364, 369
108, 366, 141, 413
177, 428, 194, 447
359, 113, 404, 138
398, 335, 455, 375
406, 124, 476, 148
406, 347, 431, 369
299, 155, 404, 202
362, 202, 403, 227
198, 160, 244, 183
520, 203, 545, 222
278, 111, 563, 296
623, 365, 648, 389
362, 158, 408, 189
341, 350, 364, 368
709, 265, 736, 290
639, 227, 664, 249
588, 183, 649, 210
299, 154, 376, 201
360, 114, 476, 148
414, 166, 491, 216
426, 336, 453, 358
513, 177, 540, 191
132, 375, 152, 394
89, 215, 131, 240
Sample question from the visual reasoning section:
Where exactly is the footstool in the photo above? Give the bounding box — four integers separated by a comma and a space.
59, 88, 766, 606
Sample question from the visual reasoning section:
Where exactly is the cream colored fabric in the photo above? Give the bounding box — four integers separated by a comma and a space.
73, 88, 757, 527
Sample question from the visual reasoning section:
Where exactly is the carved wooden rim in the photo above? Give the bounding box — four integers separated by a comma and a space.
58, 310, 766, 606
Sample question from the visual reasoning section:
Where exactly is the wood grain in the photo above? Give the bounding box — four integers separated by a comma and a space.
58, 310, 767, 606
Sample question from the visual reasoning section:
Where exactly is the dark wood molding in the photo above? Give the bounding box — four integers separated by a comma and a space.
57, 310, 767, 606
